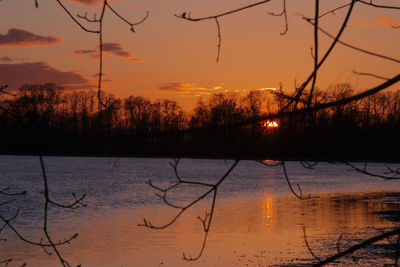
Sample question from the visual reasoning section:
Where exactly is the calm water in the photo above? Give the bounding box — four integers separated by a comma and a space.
1, 156, 400, 266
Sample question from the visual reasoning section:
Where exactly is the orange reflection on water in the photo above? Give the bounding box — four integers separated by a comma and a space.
3, 192, 400, 266
262, 196, 275, 228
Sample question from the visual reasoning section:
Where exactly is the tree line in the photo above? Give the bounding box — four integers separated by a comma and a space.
1, 83, 400, 137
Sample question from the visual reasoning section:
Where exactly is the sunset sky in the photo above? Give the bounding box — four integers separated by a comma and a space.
0, 0, 399, 110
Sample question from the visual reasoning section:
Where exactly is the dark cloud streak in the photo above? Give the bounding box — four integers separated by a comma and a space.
74, 42, 146, 62
0, 56, 12, 62
0, 28, 61, 47
0, 62, 92, 90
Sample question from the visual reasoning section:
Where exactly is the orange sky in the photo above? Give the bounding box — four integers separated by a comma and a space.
0, 0, 399, 110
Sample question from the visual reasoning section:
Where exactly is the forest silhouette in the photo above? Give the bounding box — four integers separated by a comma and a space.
1, 82, 399, 160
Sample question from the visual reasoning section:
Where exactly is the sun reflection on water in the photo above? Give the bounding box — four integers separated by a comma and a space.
262, 196, 275, 228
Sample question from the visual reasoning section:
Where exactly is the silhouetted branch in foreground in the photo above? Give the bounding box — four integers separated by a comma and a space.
344, 162, 400, 180
0, 187, 27, 266
31, 1, 149, 109
0, 85, 15, 97
284, 0, 356, 111
75, 1, 149, 108
304, 18, 400, 64
257, 160, 318, 199
303, 226, 400, 266
268, 0, 288, 35
141, 158, 321, 261
0, 156, 86, 267
140, 159, 240, 260
303, 226, 322, 263
175, 0, 272, 62
0, 84, 16, 118
358, 0, 400, 10
352, 70, 390, 81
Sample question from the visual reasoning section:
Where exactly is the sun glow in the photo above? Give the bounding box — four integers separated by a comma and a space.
264, 120, 279, 128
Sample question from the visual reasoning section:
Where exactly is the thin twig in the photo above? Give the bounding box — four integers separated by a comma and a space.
174, 0, 272, 21
304, 19, 400, 64
344, 162, 400, 180
307, 0, 319, 107
215, 17, 221, 62
283, 0, 356, 112
268, 0, 288, 35
313, 228, 400, 266
140, 160, 240, 260
303, 226, 322, 262
352, 70, 390, 81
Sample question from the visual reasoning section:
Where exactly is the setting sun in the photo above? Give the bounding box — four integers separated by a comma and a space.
264, 120, 279, 128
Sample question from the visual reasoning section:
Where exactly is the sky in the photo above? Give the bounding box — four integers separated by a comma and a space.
0, 0, 399, 110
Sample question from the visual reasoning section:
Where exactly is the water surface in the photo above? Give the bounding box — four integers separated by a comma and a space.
1, 156, 400, 266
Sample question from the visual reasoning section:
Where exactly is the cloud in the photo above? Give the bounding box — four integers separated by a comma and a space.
0, 28, 62, 47
74, 49, 97, 55
0, 62, 93, 90
158, 82, 185, 92
102, 43, 131, 57
69, 0, 99, 5
158, 82, 225, 96
93, 72, 108, 77
74, 42, 146, 62
69, 0, 119, 6
0, 56, 12, 63
93, 72, 113, 82
257, 87, 277, 91
352, 17, 400, 28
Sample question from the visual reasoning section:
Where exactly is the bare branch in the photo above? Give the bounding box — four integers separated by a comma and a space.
304, 18, 400, 64
140, 160, 240, 260
352, 70, 390, 81
174, 0, 272, 21
214, 17, 221, 62
40, 155, 72, 267
0, 187, 27, 196
268, 0, 288, 35
281, 0, 356, 112
312, 228, 400, 266
344, 162, 400, 180
105, 2, 149, 32
77, 12, 100, 23
307, 0, 319, 107
0, 85, 16, 97
282, 161, 318, 199
300, 161, 318, 169
303, 226, 322, 263
55, 0, 99, 33
313, 2, 354, 19
358, 0, 400, 10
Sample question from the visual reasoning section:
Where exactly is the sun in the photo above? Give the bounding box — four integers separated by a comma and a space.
264, 120, 279, 128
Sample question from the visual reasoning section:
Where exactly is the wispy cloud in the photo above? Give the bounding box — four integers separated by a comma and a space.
75, 49, 97, 55
257, 87, 277, 91
74, 42, 146, 62
0, 28, 62, 47
352, 17, 400, 28
0, 62, 93, 90
93, 72, 113, 82
158, 82, 225, 96
0, 56, 12, 62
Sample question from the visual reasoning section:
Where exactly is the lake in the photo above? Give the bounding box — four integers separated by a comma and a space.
1, 156, 400, 266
